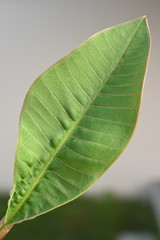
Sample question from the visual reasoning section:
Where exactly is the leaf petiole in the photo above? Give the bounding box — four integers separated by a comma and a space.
0, 217, 13, 240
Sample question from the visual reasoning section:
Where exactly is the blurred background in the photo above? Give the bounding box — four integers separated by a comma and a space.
0, 0, 160, 239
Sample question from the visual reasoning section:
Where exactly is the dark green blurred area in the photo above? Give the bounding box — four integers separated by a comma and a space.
0, 193, 159, 240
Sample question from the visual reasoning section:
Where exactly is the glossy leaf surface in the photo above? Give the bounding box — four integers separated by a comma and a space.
5, 17, 150, 226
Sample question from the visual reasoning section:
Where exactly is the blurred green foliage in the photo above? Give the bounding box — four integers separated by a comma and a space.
0, 193, 159, 240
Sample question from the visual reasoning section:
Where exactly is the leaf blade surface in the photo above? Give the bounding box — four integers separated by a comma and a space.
5, 16, 150, 225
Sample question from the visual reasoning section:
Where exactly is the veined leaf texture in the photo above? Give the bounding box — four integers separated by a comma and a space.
4, 16, 150, 226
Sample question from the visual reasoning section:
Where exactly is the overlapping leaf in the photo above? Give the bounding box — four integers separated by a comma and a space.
5, 16, 150, 226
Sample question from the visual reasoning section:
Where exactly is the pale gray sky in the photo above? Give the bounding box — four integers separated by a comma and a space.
0, 0, 159, 196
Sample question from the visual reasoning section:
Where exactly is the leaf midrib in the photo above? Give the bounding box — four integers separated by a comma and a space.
6, 17, 144, 225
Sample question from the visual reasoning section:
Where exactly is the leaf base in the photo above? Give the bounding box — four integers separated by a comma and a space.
0, 217, 13, 240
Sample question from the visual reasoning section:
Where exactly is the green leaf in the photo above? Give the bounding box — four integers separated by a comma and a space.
5, 16, 150, 226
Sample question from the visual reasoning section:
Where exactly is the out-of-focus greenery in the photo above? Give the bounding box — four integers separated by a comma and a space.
0, 193, 159, 240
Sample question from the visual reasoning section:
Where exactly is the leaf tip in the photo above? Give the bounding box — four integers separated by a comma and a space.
140, 15, 149, 26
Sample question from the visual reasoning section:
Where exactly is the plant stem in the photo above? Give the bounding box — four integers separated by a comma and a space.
0, 217, 13, 240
